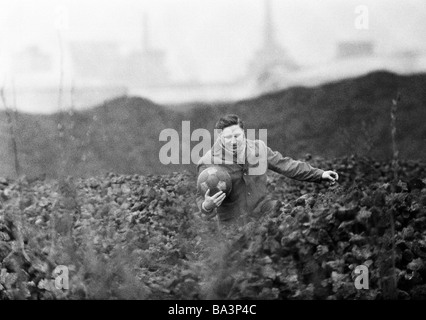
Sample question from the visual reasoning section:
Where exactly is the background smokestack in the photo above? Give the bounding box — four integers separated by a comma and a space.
142, 13, 150, 52
264, 0, 276, 49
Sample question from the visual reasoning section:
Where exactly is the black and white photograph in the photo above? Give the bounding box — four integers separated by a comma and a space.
0, 0, 426, 306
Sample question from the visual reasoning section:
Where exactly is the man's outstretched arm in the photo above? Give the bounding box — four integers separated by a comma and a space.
266, 146, 326, 183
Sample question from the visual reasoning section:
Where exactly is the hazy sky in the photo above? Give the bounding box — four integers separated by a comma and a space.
1, 0, 426, 82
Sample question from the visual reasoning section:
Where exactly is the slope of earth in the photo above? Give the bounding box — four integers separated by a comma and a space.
1, 71, 426, 179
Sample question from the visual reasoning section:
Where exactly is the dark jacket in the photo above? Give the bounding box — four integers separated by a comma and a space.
196, 138, 324, 222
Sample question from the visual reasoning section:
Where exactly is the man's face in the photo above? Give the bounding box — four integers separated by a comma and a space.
221, 124, 245, 153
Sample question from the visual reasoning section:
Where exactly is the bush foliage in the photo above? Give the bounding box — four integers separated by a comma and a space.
0, 155, 426, 299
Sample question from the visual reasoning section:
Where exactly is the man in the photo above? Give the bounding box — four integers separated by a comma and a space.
196, 114, 339, 226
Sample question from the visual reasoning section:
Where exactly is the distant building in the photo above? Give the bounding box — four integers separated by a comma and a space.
123, 14, 169, 86
12, 46, 52, 74
248, 0, 299, 92
8, 43, 127, 113
389, 49, 420, 73
69, 41, 121, 83
69, 15, 168, 87
336, 41, 375, 59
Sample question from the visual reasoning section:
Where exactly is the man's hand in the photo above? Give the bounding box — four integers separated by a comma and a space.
203, 189, 226, 211
322, 170, 339, 184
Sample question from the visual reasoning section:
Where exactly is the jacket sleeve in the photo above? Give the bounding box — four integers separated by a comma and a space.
267, 147, 324, 183
196, 163, 217, 216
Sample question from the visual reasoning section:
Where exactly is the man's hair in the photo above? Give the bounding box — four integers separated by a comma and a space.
215, 114, 244, 130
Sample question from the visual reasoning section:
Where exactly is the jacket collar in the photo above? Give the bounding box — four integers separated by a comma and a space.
211, 136, 246, 164
210, 137, 261, 172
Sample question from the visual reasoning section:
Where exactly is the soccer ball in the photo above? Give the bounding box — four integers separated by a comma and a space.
197, 166, 232, 196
